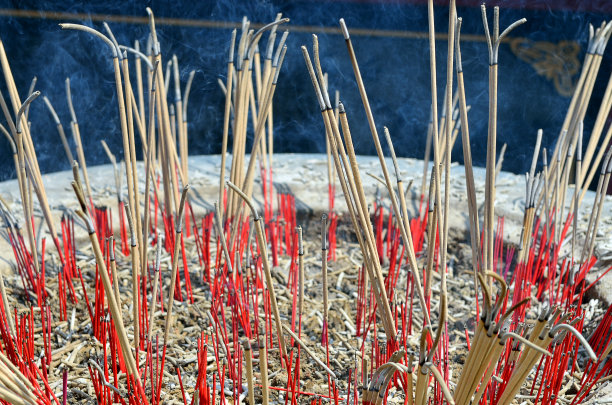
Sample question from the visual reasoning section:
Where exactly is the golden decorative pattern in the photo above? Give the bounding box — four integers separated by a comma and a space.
509, 38, 581, 97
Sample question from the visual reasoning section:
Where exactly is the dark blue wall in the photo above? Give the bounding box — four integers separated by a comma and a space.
0, 0, 610, 182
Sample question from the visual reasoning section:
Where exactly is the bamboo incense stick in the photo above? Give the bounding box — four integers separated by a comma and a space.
147, 233, 163, 345
71, 166, 148, 404
583, 151, 612, 261
107, 236, 121, 308
162, 185, 190, 344
455, 18, 481, 282
42, 96, 74, 165
481, 6, 526, 278
297, 224, 304, 332
259, 337, 269, 405
0, 49, 63, 263
383, 127, 432, 330
243, 340, 255, 405
226, 180, 287, 360
0, 92, 39, 273
106, 25, 146, 278
23, 76, 36, 122
282, 324, 336, 379
134, 40, 145, 131
66, 77, 93, 206
439, 0, 456, 331
321, 215, 328, 342
123, 202, 141, 351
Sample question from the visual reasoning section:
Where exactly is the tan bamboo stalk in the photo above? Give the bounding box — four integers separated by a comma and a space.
455, 18, 481, 279
214, 202, 235, 280
414, 342, 429, 405
306, 36, 396, 336
325, 100, 396, 338
228, 26, 254, 220
550, 24, 612, 211
439, 0, 456, 328
383, 127, 432, 329
243, 340, 255, 405
108, 31, 145, 279
23, 76, 36, 121
17, 95, 42, 275
338, 22, 427, 338
0, 94, 38, 273
297, 225, 304, 331
232, 21, 288, 220
66, 77, 93, 204
105, 237, 121, 310
453, 275, 490, 400
156, 82, 174, 218
264, 28, 287, 175
164, 59, 172, 98
227, 181, 287, 359
71, 169, 146, 399
558, 136, 576, 240
579, 120, 612, 206
42, 96, 73, 165
581, 65, 612, 179
172, 54, 188, 185
424, 167, 437, 301
254, 44, 270, 187
259, 337, 269, 405
118, 44, 155, 150
572, 124, 583, 259
241, 44, 288, 202
147, 233, 163, 344
0, 203, 16, 337
471, 332, 551, 405
146, 10, 186, 209
498, 324, 595, 405
562, 24, 611, 167
170, 104, 177, 146
134, 40, 146, 131
302, 47, 375, 341
226, 22, 250, 221
61, 25, 139, 256
282, 324, 336, 379
550, 24, 596, 164
422, 363, 454, 405
481, 6, 526, 275
0, 42, 61, 262
422, 0, 445, 293
320, 216, 328, 337
162, 185, 190, 344
123, 202, 141, 351
182, 69, 195, 180
494, 143, 507, 183
542, 149, 551, 235
141, 60, 161, 270
588, 148, 612, 257
420, 114, 433, 204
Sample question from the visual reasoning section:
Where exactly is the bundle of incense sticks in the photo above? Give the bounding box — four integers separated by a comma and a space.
0, 3, 609, 405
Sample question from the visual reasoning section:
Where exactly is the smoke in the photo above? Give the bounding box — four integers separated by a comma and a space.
0, 0, 610, 182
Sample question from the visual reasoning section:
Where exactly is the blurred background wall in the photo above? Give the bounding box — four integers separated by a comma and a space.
0, 0, 611, 187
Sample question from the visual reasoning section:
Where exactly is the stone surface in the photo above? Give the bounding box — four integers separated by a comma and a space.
0, 153, 610, 303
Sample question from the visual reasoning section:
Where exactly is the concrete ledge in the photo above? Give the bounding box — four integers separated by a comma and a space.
0, 153, 610, 302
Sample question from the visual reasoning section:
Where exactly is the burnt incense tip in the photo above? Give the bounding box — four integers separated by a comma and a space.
339, 18, 350, 40
297, 225, 304, 255
338, 101, 345, 114
42, 96, 60, 125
